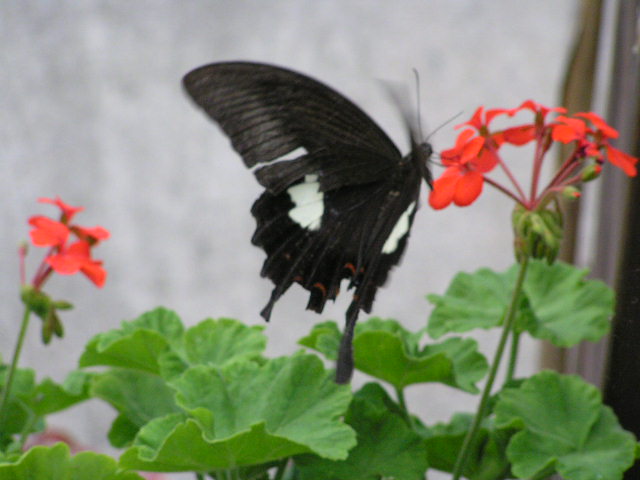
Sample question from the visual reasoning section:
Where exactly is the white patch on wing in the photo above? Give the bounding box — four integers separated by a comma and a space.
250, 146, 309, 172
287, 174, 324, 230
382, 201, 416, 254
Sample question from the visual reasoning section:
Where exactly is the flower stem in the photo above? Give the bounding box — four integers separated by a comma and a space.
451, 257, 529, 480
0, 307, 32, 430
483, 177, 524, 205
491, 146, 528, 204
395, 386, 414, 428
506, 330, 521, 383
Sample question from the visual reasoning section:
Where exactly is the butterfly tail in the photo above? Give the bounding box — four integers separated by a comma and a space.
335, 302, 360, 384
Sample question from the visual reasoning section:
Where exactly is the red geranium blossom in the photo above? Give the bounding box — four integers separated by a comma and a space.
26, 197, 109, 288
429, 100, 638, 211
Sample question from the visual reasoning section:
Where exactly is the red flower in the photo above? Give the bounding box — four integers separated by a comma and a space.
26, 197, 109, 289
29, 216, 69, 247
429, 167, 484, 209
552, 113, 637, 176
429, 129, 496, 209
38, 196, 84, 222
46, 241, 107, 287
429, 100, 637, 212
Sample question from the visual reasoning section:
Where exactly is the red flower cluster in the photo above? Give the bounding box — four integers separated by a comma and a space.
429, 100, 638, 210
28, 197, 110, 288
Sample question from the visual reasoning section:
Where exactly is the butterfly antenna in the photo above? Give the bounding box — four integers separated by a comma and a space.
412, 68, 424, 143
426, 111, 465, 141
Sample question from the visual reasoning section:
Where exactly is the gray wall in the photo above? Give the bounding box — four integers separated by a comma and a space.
1, 0, 579, 468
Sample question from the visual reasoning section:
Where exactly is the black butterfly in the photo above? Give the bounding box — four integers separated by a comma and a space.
183, 61, 432, 383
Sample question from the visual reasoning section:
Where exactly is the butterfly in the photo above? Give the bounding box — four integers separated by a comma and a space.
183, 61, 433, 383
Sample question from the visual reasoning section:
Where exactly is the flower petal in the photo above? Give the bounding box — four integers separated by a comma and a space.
453, 171, 484, 206
576, 112, 619, 139
81, 261, 107, 287
73, 225, 111, 242
502, 125, 536, 145
473, 148, 500, 173
456, 107, 484, 130
45, 241, 91, 275
38, 196, 84, 222
428, 168, 461, 210
29, 216, 69, 247
606, 145, 638, 177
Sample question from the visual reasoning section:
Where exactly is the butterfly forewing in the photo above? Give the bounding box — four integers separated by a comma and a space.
183, 61, 431, 383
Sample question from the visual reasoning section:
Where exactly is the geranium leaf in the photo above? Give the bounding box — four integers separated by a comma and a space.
295, 383, 428, 480
183, 318, 266, 366
495, 371, 636, 480
427, 268, 516, 338
520, 261, 613, 347
427, 262, 613, 346
79, 307, 184, 373
421, 413, 511, 480
0, 443, 143, 480
301, 319, 488, 391
32, 371, 93, 415
90, 369, 180, 446
298, 321, 342, 360
119, 353, 355, 471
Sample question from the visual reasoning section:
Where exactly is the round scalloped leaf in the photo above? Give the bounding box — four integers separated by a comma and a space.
495, 371, 636, 480
427, 262, 613, 347
301, 318, 487, 391
298, 321, 342, 360
295, 383, 428, 480
0, 443, 143, 480
119, 353, 355, 471
520, 261, 613, 347
90, 369, 180, 446
354, 330, 487, 392
427, 268, 516, 338
79, 308, 184, 373
183, 318, 266, 366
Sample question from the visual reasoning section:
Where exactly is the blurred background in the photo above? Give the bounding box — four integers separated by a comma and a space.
2, 1, 639, 477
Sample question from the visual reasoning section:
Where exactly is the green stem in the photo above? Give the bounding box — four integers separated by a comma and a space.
506, 330, 521, 383
195, 473, 205, 480
273, 459, 288, 480
0, 307, 32, 430
451, 257, 529, 480
395, 386, 413, 428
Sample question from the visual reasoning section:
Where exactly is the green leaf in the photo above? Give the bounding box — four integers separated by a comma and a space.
520, 261, 613, 346
301, 318, 488, 392
427, 267, 516, 338
427, 261, 614, 347
79, 307, 184, 373
421, 413, 511, 480
107, 414, 140, 448
495, 371, 636, 480
298, 321, 342, 360
0, 443, 144, 480
32, 371, 93, 415
183, 317, 266, 366
90, 369, 180, 446
296, 383, 428, 480
0, 367, 38, 439
353, 319, 488, 393
119, 353, 355, 471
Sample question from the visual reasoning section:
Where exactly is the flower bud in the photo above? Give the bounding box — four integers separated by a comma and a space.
561, 186, 581, 200
581, 164, 602, 182
512, 204, 563, 263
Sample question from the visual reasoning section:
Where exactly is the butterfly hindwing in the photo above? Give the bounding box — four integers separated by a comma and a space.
183, 61, 432, 382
